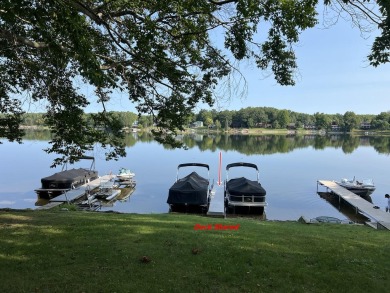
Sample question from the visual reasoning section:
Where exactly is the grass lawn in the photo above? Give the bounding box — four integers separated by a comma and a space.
0, 210, 388, 293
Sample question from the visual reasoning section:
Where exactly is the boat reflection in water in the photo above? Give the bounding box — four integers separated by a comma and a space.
317, 192, 370, 224
168, 202, 266, 220
225, 206, 266, 221
75, 179, 136, 211
35, 197, 50, 207
96, 188, 136, 208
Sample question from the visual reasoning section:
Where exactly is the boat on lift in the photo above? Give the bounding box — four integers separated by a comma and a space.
224, 162, 267, 210
335, 177, 375, 197
35, 156, 98, 199
116, 167, 135, 181
167, 163, 211, 212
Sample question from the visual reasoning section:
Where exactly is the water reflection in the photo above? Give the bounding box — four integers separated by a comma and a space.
172, 133, 390, 155
317, 192, 370, 224
2, 131, 390, 222
23, 130, 390, 155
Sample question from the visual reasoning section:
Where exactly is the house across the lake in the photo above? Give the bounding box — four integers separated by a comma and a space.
331, 122, 341, 131
287, 123, 296, 130
191, 121, 203, 128
360, 122, 371, 129
304, 124, 316, 130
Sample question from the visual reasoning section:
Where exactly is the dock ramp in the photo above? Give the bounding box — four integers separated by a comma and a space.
207, 185, 225, 217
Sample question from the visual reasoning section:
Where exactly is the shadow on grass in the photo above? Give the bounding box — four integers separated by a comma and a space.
0, 210, 389, 293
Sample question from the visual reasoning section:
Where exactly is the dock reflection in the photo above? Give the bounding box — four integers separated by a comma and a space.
317, 192, 370, 224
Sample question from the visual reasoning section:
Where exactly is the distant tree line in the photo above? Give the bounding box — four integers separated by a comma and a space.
6, 108, 390, 133
193, 107, 390, 132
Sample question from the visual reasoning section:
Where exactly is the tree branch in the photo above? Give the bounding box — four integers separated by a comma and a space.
67, 0, 104, 24
208, 0, 237, 5
0, 29, 49, 49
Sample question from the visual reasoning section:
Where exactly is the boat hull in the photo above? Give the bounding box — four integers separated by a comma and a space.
116, 174, 134, 181
338, 185, 375, 197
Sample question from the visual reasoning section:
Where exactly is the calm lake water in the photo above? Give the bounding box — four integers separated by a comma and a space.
1, 132, 390, 222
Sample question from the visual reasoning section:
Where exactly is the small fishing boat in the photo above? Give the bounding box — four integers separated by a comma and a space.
167, 163, 211, 212
116, 167, 135, 181
224, 162, 267, 209
335, 177, 375, 197
35, 156, 98, 199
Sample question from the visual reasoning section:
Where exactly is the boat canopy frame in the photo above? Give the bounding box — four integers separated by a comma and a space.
62, 156, 96, 171
176, 163, 210, 182
226, 162, 259, 182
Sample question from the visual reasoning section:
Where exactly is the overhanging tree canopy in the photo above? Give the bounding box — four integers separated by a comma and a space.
0, 0, 388, 166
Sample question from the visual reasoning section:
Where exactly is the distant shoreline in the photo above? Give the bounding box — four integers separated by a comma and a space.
19, 125, 390, 136
183, 127, 390, 136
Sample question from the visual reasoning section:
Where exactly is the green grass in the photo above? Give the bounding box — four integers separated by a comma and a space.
0, 210, 388, 293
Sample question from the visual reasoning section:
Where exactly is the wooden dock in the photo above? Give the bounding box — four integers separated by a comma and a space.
207, 185, 225, 217
317, 180, 390, 230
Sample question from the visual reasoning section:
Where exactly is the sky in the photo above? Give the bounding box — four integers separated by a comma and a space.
224, 13, 390, 116
85, 6, 389, 116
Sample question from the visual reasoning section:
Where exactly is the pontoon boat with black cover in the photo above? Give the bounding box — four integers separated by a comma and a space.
225, 162, 266, 209
35, 156, 98, 199
167, 163, 211, 212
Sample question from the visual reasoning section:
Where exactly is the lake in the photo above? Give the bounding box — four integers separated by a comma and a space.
1, 132, 390, 222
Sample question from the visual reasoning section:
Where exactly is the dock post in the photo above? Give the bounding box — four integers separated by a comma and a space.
64, 191, 69, 203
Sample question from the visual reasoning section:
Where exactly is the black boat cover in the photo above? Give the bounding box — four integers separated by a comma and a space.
226, 177, 266, 196
41, 168, 98, 189
167, 172, 209, 205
